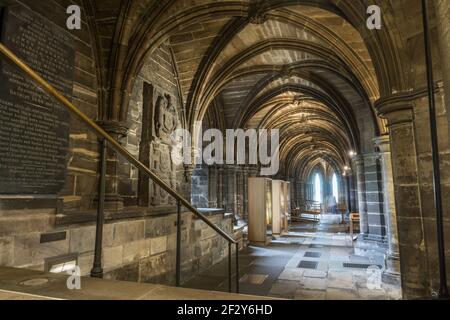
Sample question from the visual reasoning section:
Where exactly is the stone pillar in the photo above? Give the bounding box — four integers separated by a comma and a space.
226, 166, 237, 214
96, 120, 127, 211
376, 97, 428, 299
208, 166, 218, 208
217, 166, 224, 208
344, 173, 357, 212
352, 155, 368, 237
434, 1, 450, 113
180, 163, 195, 201
299, 180, 304, 204
375, 135, 401, 285
349, 174, 358, 212
236, 170, 244, 216
242, 168, 249, 220
191, 165, 208, 208
363, 153, 387, 242
344, 174, 351, 211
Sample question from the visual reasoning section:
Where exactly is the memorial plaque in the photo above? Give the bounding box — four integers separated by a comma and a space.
0, 4, 75, 194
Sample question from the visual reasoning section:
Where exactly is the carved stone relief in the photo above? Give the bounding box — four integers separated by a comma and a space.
138, 84, 180, 207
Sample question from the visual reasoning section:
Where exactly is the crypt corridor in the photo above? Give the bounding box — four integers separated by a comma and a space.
0, 0, 450, 301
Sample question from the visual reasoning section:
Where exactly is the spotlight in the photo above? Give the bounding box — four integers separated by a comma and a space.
349, 150, 356, 157
344, 166, 350, 171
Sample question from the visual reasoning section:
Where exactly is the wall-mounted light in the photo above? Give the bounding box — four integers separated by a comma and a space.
349, 150, 356, 157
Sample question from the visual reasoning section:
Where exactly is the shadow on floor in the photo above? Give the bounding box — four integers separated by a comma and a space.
183, 214, 402, 300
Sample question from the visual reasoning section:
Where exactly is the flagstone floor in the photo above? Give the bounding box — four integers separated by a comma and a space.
183, 214, 402, 300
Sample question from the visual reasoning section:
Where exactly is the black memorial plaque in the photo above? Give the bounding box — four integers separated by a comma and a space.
0, 4, 75, 194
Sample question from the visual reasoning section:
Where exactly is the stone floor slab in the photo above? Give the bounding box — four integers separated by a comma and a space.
239, 274, 269, 285
268, 280, 300, 298
300, 277, 327, 290
326, 288, 360, 300
303, 270, 327, 278
278, 268, 304, 281
327, 271, 355, 290
295, 289, 326, 300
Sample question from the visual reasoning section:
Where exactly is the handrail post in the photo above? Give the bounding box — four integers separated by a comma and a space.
91, 138, 107, 278
235, 242, 240, 294
228, 242, 232, 293
176, 200, 182, 287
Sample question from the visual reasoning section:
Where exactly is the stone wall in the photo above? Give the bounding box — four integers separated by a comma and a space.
0, 0, 101, 214
122, 40, 187, 207
0, 206, 233, 285
0, 1, 237, 288
103, 210, 234, 284
192, 166, 209, 208
375, 1, 450, 297
361, 154, 387, 242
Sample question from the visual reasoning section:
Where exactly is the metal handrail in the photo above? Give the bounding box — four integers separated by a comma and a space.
0, 43, 240, 292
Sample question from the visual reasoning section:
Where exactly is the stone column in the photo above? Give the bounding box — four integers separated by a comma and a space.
242, 168, 249, 220
349, 173, 358, 212
208, 166, 218, 208
216, 166, 224, 208
299, 180, 304, 205
178, 162, 195, 202
344, 173, 356, 212
376, 97, 428, 299
363, 153, 387, 242
289, 178, 296, 206
226, 166, 237, 214
352, 155, 368, 237
434, 1, 450, 113
96, 120, 127, 211
236, 170, 244, 216
375, 135, 401, 285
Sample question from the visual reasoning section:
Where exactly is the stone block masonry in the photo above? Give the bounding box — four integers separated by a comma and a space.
0, 206, 234, 286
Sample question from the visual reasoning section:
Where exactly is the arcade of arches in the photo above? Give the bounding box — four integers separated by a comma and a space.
0, 0, 449, 300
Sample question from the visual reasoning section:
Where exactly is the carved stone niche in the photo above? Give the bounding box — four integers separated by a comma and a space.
138, 83, 180, 207
155, 93, 178, 144
150, 143, 176, 205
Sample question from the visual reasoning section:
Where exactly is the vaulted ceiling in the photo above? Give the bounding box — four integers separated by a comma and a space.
84, 0, 415, 179
167, 2, 381, 178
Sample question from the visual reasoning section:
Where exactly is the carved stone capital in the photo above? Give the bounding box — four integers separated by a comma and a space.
374, 135, 391, 154
96, 120, 129, 138
375, 92, 413, 114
